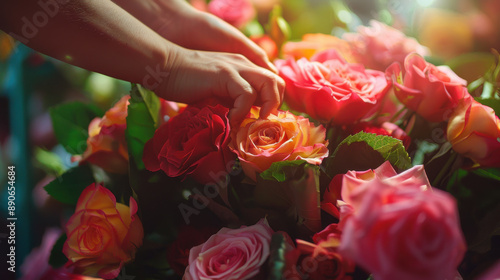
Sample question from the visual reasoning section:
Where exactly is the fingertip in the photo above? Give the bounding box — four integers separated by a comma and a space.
228, 108, 244, 128
258, 104, 278, 120
267, 61, 278, 74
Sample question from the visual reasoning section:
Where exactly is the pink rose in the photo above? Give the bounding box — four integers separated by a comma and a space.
276, 49, 390, 125
183, 219, 273, 280
386, 53, 468, 122
343, 20, 430, 71
447, 97, 500, 167
208, 0, 256, 29
143, 104, 235, 184
20, 228, 62, 280
324, 161, 430, 212
338, 170, 466, 280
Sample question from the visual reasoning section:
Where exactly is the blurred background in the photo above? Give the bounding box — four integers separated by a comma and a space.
1, 0, 499, 278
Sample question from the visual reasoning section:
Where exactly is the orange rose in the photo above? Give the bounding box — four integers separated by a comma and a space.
63, 184, 143, 279
77, 95, 130, 174
447, 98, 500, 167
229, 108, 328, 181
282, 33, 359, 63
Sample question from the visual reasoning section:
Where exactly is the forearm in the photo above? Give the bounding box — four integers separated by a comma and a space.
0, 0, 176, 85
111, 0, 200, 47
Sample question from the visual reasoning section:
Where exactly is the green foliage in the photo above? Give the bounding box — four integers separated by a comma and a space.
44, 164, 95, 205
267, 233, 287, 280
260, 160, 310, 182
448, 168, 500, 255
126, 84, 160, 170
34, 147, 65, 176
49, 234, 68, 268
49, 102, 104, 155
254, 165, 321, 233
327, 132, 412, 176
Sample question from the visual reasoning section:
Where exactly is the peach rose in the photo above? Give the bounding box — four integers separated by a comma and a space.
339, 174, 466, 280
183, 219, 273, 280
229, 107, 328, 181
208, 0, 255, 29
77, 95, 130, 174
276, 49, 390, 125
282, 33, 360, 63
447, 98, 500, 167
343, 20, 430, 71
63, 184, 143, 279
386, 53, 468, 122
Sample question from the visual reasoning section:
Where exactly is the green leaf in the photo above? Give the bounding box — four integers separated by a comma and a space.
267, 233, 287, 280
44, 164, 95, 205
49, 234, 68, 268
255, 165, 321, 233
327, 132, 412, 176
34, 147, 65, 176
50, 102, 104, 155
259, 160, 309, 182
126, 84, 160, 170
473, 168, 500, 182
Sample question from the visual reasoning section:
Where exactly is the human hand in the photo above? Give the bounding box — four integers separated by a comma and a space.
149, 0, 278, 73
153, 47, 284, 126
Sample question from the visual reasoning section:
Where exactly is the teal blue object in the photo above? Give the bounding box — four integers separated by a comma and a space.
1, 44, 35, 278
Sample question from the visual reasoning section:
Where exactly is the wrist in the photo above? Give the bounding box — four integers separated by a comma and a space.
142, 42, 186, 100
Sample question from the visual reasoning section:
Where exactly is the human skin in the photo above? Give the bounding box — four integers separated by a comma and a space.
0, 0, 284, 125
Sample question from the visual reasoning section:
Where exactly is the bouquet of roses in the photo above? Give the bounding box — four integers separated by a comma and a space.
29, 5, 500, 280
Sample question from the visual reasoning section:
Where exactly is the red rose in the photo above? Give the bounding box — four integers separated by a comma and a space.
386, 53, 468, 122
143, 104, 235, 184
276, 50, 390, 125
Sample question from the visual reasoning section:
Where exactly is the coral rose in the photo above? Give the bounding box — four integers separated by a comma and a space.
282, 33, 359, 62
250, 35, 278, 61
447, 97, 500, 167
343, 20, 430, 71
230, 107, 328, 181
386, 53, 468, 122
143, 104, 235, 184
276, 49, 390, 125
208, 0, 255, 29
158, 98, 186, 125
63, 184, 143, 279
77, 95, 130, 174
183, 219, 273, 280
338, 172, 466, 280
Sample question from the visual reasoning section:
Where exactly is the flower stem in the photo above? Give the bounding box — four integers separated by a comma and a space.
432, 151, 458, 187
